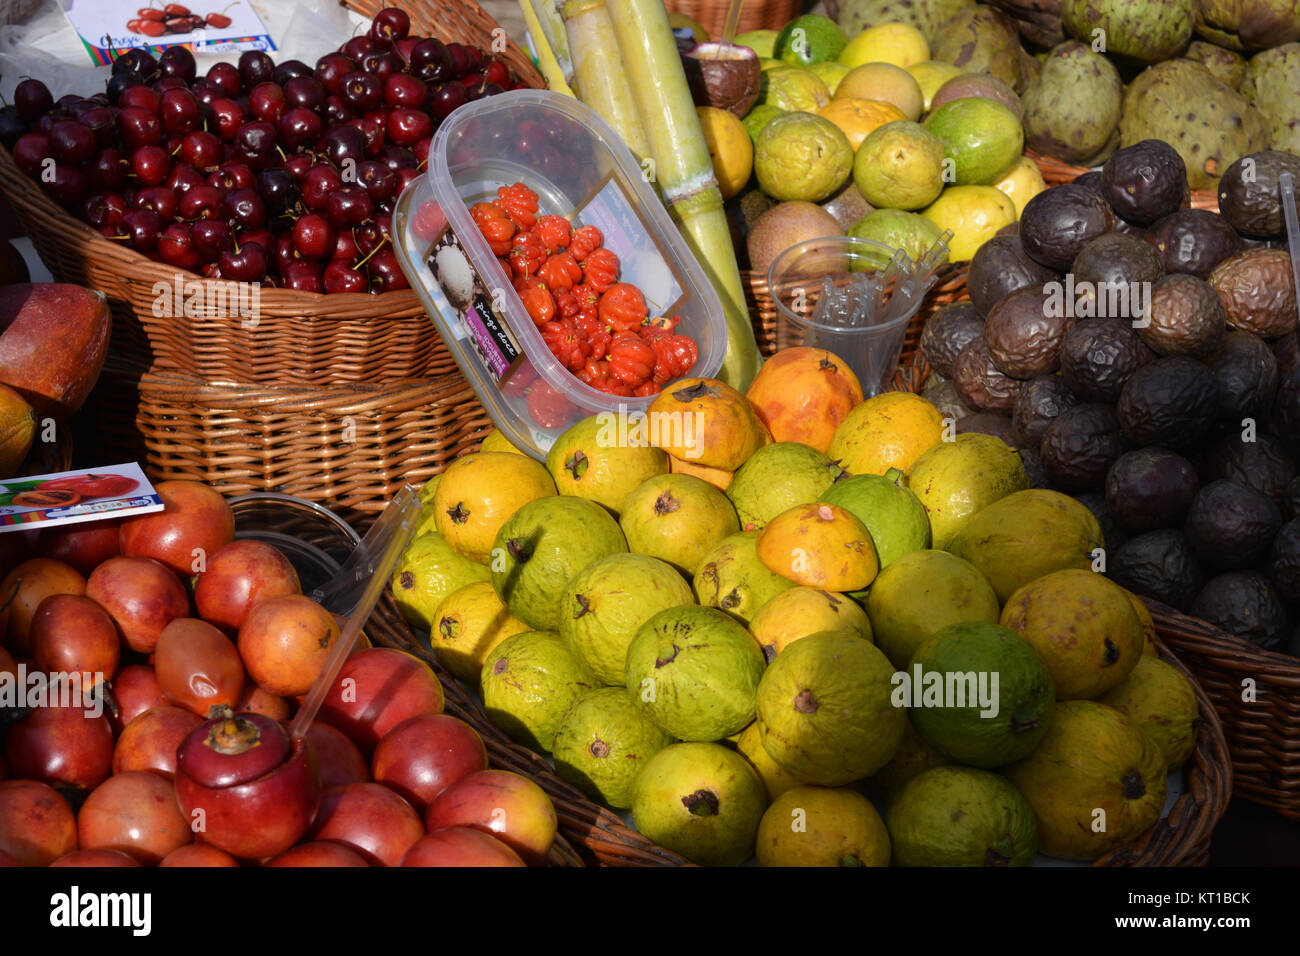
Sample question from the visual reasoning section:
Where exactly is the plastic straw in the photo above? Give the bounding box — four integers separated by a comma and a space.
1280, 172, 1300, 329
720, 0, 745, 46
288, 485, 422, 742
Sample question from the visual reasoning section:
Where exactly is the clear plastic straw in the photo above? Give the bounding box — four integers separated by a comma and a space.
720, 0, 745, 46
1280, 173, 1300, 330
288, 485, 423, 742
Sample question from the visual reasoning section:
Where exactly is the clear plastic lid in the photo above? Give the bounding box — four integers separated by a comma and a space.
392, 90, 727, 460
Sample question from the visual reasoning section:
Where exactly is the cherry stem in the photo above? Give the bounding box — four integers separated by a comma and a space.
352, 232, 388, 271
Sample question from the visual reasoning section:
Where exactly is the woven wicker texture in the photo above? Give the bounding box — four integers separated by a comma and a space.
664, 0, 802, 37
1146, 600, 1300, 821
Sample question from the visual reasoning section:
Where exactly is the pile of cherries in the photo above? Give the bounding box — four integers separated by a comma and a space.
0, 7, 526, 293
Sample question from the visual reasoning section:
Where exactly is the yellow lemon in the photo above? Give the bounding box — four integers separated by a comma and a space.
920, 185, 1017, 261
816, 97, 907, 150
697, 106, 754, 199
840, 22, 930, 70
992, 155, 1048, 220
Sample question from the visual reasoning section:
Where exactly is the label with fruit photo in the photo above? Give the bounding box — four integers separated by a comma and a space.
60, 0, 276, 66
0, 462, 161, 532
427, 224, 523, 383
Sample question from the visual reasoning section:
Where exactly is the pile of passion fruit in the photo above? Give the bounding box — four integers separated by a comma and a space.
919, 142, 1300, 656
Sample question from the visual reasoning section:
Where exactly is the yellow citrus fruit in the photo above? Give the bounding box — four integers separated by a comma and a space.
697, 106, 754, 200
920, 185, 1017, 261
816, 98, 907, 150
827, 391, 946, 476
432, 451, 557, 563
840, 22, 930, 69
992, 155, 1048, 220
906, 60, 964, 111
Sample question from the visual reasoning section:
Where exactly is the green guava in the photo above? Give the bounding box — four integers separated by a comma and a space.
853, 120, 947, 210
552, 688, 675, 809
905, 622, 1056, 768
491, 495, 628, 631
480, 630, 600, 752
754, 109, 852, 202
625, 605, 767, 741
886, 765, 1038, 866
759, 67, 831, 112
631, 742, 768, 866
545, 414, 668, 518
559, 552, 695, 686
774, 14, 848, 66
819, 468, 931, 569
693, 530, 795, 625
742, 103, 786, 145
756, 630, 904, 785
847, 208, 945, 271
865, 549, 1000, 668
390, 531, 492, 632
923, 97, 1023, 186
619, 473, 741, 577
725, 442, 847, 531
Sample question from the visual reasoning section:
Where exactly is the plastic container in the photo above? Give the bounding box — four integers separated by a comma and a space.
393, 90, 727, 460
766, 235, 928, 397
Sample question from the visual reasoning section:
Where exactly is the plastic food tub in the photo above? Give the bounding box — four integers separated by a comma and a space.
393, 90, 727, 460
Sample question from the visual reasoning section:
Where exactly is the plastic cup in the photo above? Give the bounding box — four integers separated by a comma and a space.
766, 235, 924, 396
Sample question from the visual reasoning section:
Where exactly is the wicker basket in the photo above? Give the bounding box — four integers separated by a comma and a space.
130, 369, 492, 529
0, 0, 544, 380
365, 566, 1231, 866
664, 0, 804, 37
1144, 600, 1300, 821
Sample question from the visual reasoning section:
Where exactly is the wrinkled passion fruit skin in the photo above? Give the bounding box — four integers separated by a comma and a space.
1116, 356, 1220, 451
1203, 432, 1296, 504
952, 335, 1023, 412
1190, 571, 1290, 651
1020, 183, 1115, 271
1106, 447, 1200, 535
1070, 232, 1164, 296
1013, 375, 1079, 449
1144, 208, 1241, 278
1217, 150, 1300, 240
1108, 529, 1205, 612
1204, 330, 1280, 423
956, 411, 1017, 446
1101, 139, 1188, 226
1209, 249, 1298, 339
1060, 319, 1154, 403
967, 235, 1057, 317
1184, 479, 1283, 572
1138, 274, 1227, 358
1074, 491, 1127, 551
1271, 518, 1300, 604
1039, 402, 1126, 493
920, 303, 984, 378
984, 286, 1074, 380
175, 711, 321, 860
